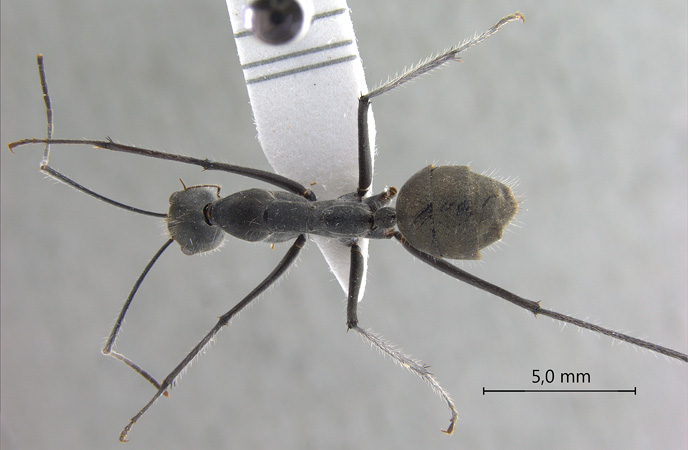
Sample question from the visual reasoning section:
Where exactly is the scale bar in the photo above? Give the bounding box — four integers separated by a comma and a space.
483, 387, 637, 394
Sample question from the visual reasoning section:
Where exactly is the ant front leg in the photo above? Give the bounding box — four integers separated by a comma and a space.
11, 54, 317, 204
119, 235, 307, 442
9, 55, 168, 218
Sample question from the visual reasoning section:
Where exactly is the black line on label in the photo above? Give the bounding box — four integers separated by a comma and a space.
313, 8, 347, 20
242, 40, 353, 69
246, 55, 357, 84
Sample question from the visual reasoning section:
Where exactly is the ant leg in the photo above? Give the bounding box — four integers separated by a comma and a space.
351, 326, 459, 434
36, 57, 168, 387
364, 13, 524, 102
394, 232, 688, 363
9, 55, 316, 202
101, 239, 175, 393
11, 136, 316, 201
10, 137, 318, 201
356, 96, 372, 198
8, 55, 167, 217
356, 13, 523, 198
345, 242, 459, 434
118, 234, 307, 442
345, 242, 364, 328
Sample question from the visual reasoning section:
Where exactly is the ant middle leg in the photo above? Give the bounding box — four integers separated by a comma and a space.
355, 12, 524, 197
344, 240, 459, 433
345, 242, 364, 328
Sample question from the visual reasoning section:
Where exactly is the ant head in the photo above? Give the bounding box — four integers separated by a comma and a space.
167, 185, 226, 255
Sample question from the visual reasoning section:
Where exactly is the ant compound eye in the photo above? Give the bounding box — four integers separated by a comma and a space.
245, 0, 313, 44
167, 186, 225, 255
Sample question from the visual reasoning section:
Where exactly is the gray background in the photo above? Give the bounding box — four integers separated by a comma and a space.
2, 1, 686, 449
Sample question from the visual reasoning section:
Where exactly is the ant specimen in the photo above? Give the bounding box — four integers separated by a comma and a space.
9, 12, 686, 442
